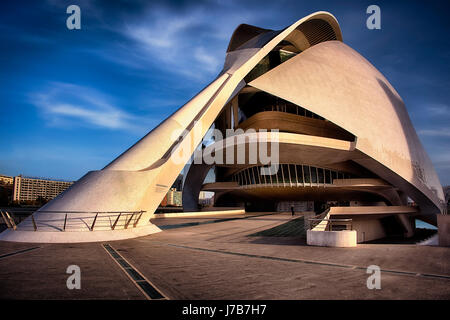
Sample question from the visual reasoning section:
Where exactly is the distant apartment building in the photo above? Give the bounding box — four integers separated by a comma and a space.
199, 191, 214, 207
13, 175, 74, 203
166, 188, 182, 207
159, 174, 184, 207
0, 174, 13, 186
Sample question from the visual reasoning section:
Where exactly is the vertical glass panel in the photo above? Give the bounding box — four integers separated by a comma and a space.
244, 55, 270, 83
331, 171, 337, 181
284, 164, 291, 183
260, 167, 267, 185
279, 164, 285, 184
297, 165, 304, 184
247, 168, 252, 184
304, 166, 311, 184
325, 169, 331, 184
253, 167, 259, 184
252, 167, 259, 184
318, 168, 324, 184
311, 166, 318, 184
289, 164, 296, 183
275, 164, 283, 183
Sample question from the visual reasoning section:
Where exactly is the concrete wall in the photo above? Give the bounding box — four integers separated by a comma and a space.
352, 218, 386, 243
438, 215, 450, 247
307, 230, 356, 247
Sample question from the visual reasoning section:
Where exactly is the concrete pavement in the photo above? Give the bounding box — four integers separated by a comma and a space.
0, 213, 449, 299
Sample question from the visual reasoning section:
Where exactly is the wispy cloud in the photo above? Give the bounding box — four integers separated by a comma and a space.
31, 82, 154, 133
426, 103, 450, 116
419, 128, 450, 137
91, 1, 272, 81
120, 7, 224, 79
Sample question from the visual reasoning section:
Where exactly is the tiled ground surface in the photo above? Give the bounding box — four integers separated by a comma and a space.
0, 213, 449, 299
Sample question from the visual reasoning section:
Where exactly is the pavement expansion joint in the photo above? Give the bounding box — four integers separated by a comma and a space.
102, 243, 167, 300
0, 246, 40, 260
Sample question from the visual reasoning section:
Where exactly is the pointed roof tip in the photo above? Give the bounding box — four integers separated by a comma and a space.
297, 11, 343, 41
226, 11, 343, 53
226, 23, 273, 53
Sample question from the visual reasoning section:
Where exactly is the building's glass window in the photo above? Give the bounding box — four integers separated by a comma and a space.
311, 167, 318, 184
277, 165, 284, 184
244, 55, 270, 83
318, 168, 324, 184
297, 165, 304, 184
325, 169, 332, 184
304, 166, 311, 184
232, 165, 353, 187
331, 171, 337, 181
288, 164, 296, 183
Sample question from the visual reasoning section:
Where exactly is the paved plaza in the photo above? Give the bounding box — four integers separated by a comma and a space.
0, 213, 449, 299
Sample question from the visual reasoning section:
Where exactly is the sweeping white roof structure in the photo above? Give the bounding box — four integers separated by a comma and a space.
0, 11, 444, 243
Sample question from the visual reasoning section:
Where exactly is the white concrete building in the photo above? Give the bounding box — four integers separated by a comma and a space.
0, 11, 445, 244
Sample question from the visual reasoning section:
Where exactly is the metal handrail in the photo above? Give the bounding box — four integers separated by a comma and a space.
28, 210, 145, 214
308, 218, 353, 231
1, 210, 146, 232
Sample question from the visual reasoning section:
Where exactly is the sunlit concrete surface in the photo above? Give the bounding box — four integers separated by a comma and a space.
0, 213, 448, 299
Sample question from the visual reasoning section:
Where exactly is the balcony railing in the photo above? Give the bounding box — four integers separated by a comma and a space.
0, 210, 146, 232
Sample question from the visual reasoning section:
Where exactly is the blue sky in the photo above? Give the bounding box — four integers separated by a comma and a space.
0, 0, 449, 185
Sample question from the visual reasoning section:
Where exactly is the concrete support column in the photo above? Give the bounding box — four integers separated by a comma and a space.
182, 163, 213, 211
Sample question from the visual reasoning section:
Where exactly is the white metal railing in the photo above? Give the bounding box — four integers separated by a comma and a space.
0, 210, 145, 232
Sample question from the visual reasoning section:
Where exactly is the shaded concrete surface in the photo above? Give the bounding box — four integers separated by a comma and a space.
0, 242, 144, 299
0, 213, 449, 299
150, 212, 277, 228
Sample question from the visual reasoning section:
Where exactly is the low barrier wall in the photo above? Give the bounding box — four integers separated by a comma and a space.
153, 209, 245, 219
438, 215, 450, 247
307, 230, 357, 247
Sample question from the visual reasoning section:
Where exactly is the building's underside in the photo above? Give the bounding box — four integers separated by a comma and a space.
0, 11, 445, 243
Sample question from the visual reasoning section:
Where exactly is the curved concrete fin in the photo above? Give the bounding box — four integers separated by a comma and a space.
248, 40, 444, 213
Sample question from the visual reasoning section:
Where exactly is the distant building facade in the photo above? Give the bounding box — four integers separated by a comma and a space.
160, 174, 184, 207
166, 188, 182, 207
0, 175, 13, 186
199, 191, 214, 207
13, 175, 73, 203
0, 174, 14, 205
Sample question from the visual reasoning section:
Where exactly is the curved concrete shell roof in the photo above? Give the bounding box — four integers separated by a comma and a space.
248, 40, 444, 214
1, 11, 443, 243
